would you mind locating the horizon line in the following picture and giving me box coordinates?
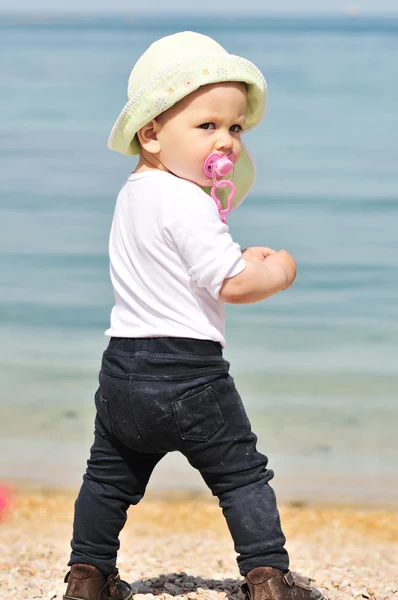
[1,8,398,15]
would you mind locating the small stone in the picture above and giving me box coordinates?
[164,582,184,595]
[367,589,376,597]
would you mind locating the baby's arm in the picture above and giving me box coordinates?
[161,182,295,304]
[219,249,296,304]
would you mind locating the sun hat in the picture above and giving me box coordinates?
[108,31,267,210]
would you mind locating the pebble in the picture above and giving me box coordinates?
[164,582,184,595]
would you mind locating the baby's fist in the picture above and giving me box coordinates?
[265,250,297,289]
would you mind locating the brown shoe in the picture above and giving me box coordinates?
[242,567,325,600]
[63,564,133,600]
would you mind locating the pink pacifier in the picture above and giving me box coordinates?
[203,153,236,224]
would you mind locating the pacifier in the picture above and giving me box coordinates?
[203,153,236,224]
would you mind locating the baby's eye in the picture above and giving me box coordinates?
[199,123,216,130]
[230,124,243,133]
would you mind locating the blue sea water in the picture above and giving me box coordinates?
[1,14,397,505]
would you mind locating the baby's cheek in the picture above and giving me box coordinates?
[234,141,242,158]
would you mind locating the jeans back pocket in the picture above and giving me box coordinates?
[172,386,224,442]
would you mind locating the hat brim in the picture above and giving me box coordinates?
[108,54,266,156]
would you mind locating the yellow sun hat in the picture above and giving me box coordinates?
[108,31,267,209]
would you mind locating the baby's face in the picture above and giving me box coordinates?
[155,82,247,186]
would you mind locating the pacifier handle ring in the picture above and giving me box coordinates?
[211,180,236,223]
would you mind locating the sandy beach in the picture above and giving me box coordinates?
[0,485,397,600]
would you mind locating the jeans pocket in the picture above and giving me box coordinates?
[98,370,143,447]
[172,386,224,442]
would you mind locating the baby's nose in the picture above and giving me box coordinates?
[214,130,233,153]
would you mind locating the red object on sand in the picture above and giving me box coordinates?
[0,485,12,521]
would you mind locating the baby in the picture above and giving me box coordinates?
[63,31,324,600]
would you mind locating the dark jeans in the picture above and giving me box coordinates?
[69,337,289,576]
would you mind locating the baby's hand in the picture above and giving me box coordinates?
[242,246,277,263]
[264,250,297,290]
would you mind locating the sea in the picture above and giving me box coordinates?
[1,13,397,506]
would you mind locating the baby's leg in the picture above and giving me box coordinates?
[178,375,289,576]
[68,414,165,576]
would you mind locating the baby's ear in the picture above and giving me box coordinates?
[137,120,160,154]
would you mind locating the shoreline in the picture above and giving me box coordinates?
[2,450,398,511]
[3,476,398,513]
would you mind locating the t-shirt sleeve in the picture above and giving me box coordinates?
[161,181,246,299]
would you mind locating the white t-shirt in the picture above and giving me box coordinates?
[105,170,246,347]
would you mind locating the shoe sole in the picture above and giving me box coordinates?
[64,593,133,600]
